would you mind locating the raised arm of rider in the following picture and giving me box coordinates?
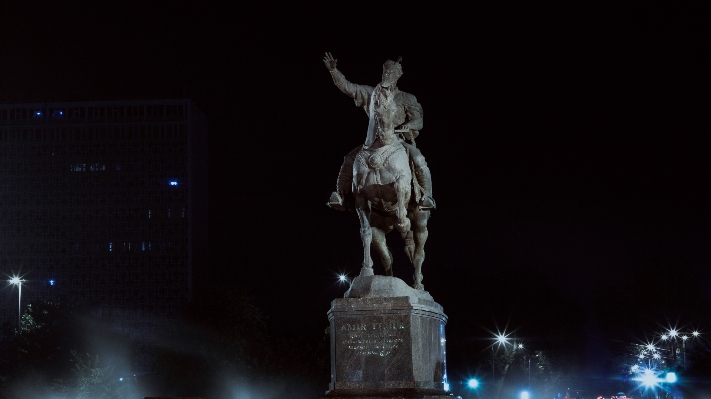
[329,68,374,108]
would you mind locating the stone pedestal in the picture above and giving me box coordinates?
[322,276,455,399]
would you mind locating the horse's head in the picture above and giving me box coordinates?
[371,85,398,146]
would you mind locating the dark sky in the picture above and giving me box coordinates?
[2,1,709,384]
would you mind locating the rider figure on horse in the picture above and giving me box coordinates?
[323,53,436,212]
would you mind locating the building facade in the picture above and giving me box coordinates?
[0,99,207,337]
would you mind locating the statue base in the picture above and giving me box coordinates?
[322,276,456,399]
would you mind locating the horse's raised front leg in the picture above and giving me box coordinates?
[355,195,374,276]
[393,175,411,234]
[371,226,393,276]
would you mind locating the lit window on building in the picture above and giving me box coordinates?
[71,164,86,172]
[109,242,113,252]
[148,210,151,219]
[169,180,178,186]
[89,164,106,171]
[52,110,64,118]
[32,110,43,119]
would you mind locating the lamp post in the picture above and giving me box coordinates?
[660,328,701,369]
[492,333,509,399]
[8,276,25,329]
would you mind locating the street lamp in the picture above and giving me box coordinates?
[8,276,25,329]
[660,327,701,369]
[492,332,510,394]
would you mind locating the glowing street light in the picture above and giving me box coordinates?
[467,378,479,388]
[8,276,25,328]
[665,372,677,383]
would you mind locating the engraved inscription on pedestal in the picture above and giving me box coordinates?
[341,319,406,357]
[335,315,412,383]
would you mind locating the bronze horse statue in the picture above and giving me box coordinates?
[352,83,431,290]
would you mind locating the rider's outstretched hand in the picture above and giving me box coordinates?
[323,52,337,71]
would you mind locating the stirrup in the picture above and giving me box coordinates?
[327,191,346,211]
[418,195,436,210]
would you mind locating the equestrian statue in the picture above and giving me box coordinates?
[324,52,435,290]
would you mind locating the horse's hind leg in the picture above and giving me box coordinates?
[371,226,393,276]
[411,210,429,290]
[355,195,374,276]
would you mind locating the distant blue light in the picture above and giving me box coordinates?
[443,382,450,392]
[169,180,178,186]
[521,391,530,399]
[666,372,677,383]
[49,280,55,286]
[467,379,479,389]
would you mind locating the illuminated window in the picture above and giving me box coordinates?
[109,242,112,252]
[32,110,43,119]
[148,210,151,218]
[169,180,178,186]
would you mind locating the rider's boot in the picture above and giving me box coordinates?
[414,164,436,210]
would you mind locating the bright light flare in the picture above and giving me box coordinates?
[669,329,678,337]
[692,331,700,337]
[467,379,479,388]
[681,335,689,341]
[645,343,656,352]
[518,343,524,349]
[521,391,530,399]
[633,369,661,389]
[9,276,22,285]
[666,372,677,383]
[496,333,509,345]
[661,334,669,340]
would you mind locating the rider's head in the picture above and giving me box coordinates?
[381,58,403,88]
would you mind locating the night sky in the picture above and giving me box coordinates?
[2,1,709,387]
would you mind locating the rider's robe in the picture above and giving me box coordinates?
[329,68,423,143]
